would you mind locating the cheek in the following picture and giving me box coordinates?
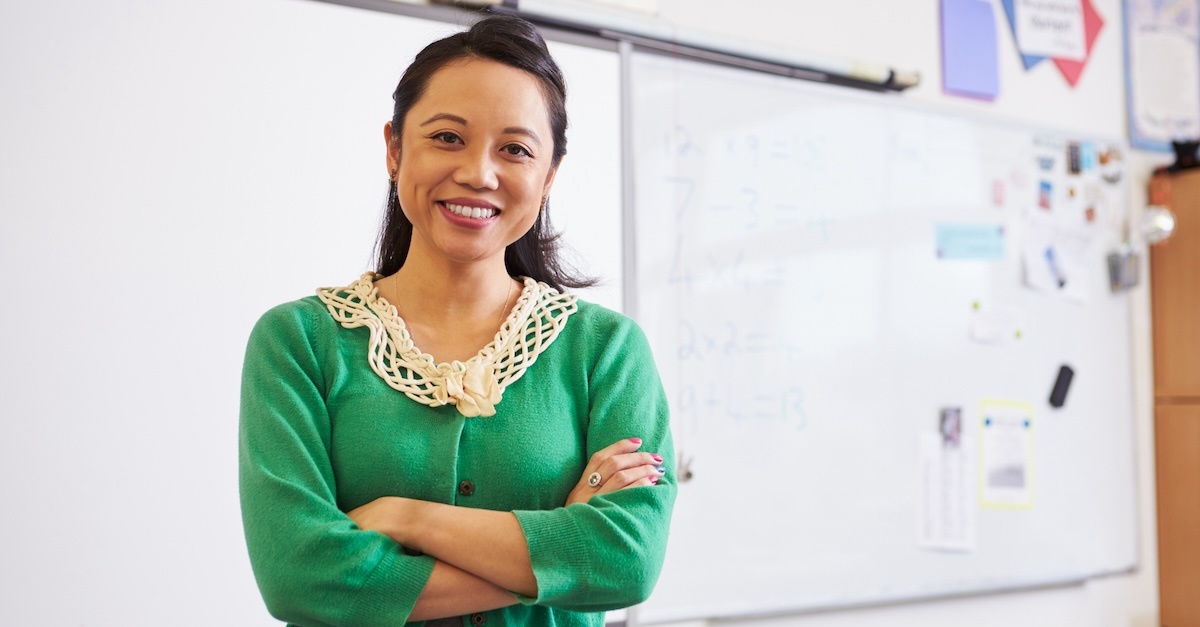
[397,156,444,202]
[514,178,547,223]
[522,166,553,199]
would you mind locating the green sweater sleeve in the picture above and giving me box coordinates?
[238,300,435,626]
[513,309,677,611]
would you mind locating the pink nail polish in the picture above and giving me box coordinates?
[652,454,663,463]
[629,437,642,444]
[650,475,660,484]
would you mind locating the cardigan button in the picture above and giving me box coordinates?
[470,612,486,625]
[458,480,476,497]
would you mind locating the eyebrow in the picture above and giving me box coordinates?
[420,113,468,127]
[419,113,543,147]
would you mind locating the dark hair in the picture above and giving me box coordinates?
[374,14,596,291]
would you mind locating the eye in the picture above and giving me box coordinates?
[502,143,533,158]
[431,131,462,145]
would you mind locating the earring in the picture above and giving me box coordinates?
[389,170,396,184]
[540,196,548,212]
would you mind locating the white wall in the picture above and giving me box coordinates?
[0,0,619,624]
[0,0,1169,625]
[0,2,414,623]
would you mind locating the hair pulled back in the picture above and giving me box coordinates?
[374,14,594,291]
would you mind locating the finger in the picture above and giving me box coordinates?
[595,452,664,482]
[585,437,644,471]
[598,463,667,493]
[580,438,645,486]
[597,467,662,493]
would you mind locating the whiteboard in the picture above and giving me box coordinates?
[627,50,1139,623]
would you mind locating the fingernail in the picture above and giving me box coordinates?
[629,437,642,444]
[655,465,666,474]
[651,454,663,463]
[650,475,660,484]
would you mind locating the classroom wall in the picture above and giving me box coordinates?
[0,1,1168,625]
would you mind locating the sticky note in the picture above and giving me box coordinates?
[936,223,1006,260]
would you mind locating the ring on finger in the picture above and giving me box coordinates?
[587,471,603,488]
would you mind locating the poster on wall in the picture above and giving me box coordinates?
[1124,0,1200,152]
[1000,0,1104,87]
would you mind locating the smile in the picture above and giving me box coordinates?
[443,202,499,220]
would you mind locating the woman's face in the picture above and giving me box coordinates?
[386,57,558,270]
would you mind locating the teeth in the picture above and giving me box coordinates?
[445,202,497,219]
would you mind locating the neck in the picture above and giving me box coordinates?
[382,252,516,324]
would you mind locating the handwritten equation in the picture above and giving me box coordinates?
[672,318,810,433]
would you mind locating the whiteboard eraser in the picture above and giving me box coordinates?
[1049,365,1074,408]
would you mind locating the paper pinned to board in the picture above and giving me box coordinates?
[980,399,1034,509]
[1022,217,1092,302]
[970,301,1025,345]
[919,432,976,552]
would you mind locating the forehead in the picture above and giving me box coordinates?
[409,57,551,132]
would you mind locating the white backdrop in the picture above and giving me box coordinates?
[0,0,620,623]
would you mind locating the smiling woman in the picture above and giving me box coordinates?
[237,14,675,627]
[386,58,554,278]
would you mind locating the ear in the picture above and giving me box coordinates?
[383,121,400,177]
[542,160,561,200]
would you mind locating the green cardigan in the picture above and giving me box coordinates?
[238,292,675,626]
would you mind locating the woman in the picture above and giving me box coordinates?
[238,14,675,626]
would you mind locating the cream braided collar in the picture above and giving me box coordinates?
[316,272,578,418]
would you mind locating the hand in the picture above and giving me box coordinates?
[349,497,538,601]
[348,496,413,544]
[566,437,666,506]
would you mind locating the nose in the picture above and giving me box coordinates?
[453,145,500,191]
